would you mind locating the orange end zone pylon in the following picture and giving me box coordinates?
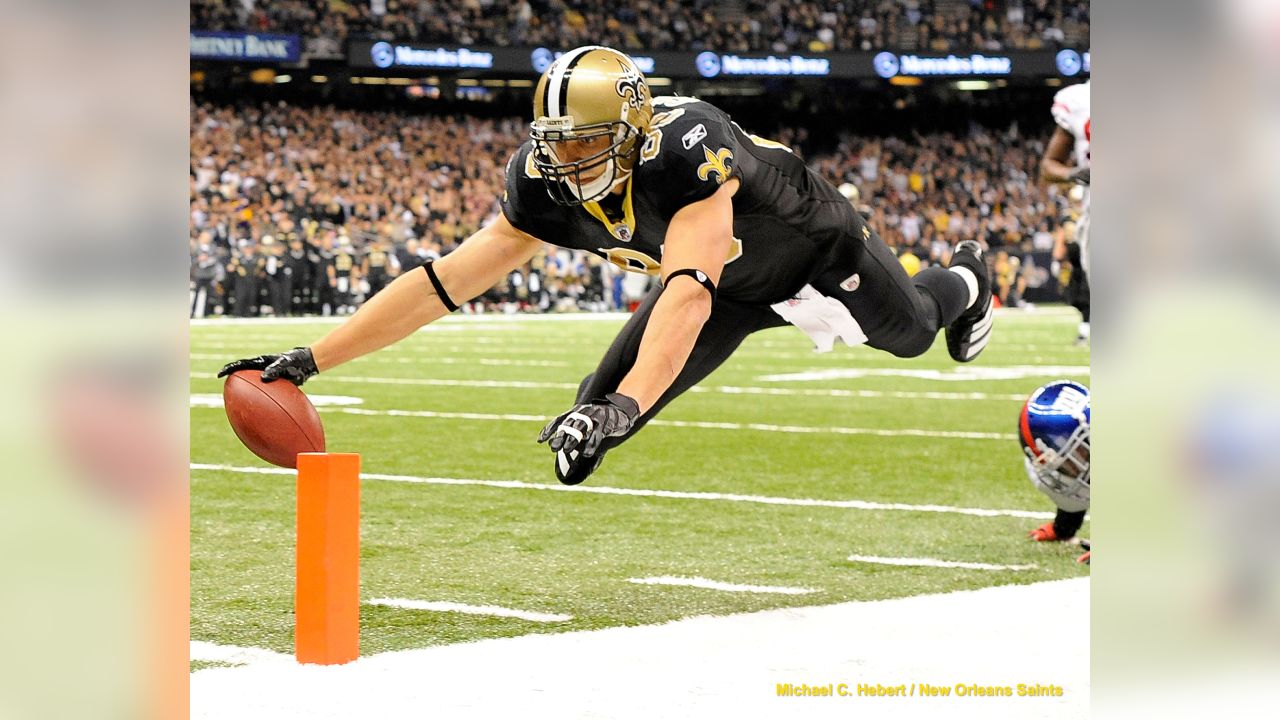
[295,452,361,664]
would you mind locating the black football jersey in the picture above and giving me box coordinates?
[333,250,355,276]
[501,96,858,304]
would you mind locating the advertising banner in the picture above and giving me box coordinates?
[191,31,302,63]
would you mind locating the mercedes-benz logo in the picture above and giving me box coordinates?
[371,42,395,69]
[1056,49,1082,76]
[531,47,554,73]
[873,52,899,79]
[695,51,721,78]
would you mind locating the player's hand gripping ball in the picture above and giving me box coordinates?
[218,349,324,468]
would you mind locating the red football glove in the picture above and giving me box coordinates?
[1028,521,1060,542]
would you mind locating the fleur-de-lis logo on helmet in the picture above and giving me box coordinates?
[614,59,646,111]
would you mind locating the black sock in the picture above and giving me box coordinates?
[913,267,970,328]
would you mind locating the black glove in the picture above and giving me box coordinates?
[1068,166,1090,185]
[537,393,641,456]
[217,346,318,386]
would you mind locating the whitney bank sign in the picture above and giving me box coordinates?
[190,31,301,63]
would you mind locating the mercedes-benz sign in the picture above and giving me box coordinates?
[1055,49,1082,76]
[531,47,555,73]
[873,52,900,79]
[695,51,721,78]
[371,42,395,69]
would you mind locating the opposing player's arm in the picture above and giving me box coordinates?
[304,212,542,371]
[614,178,739,413]
[1040,127,1078,183]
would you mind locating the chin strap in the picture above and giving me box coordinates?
[662,268,717,302]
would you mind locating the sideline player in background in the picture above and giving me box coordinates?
[220,46,994,486]
[1054,216,1090,345]
[1019,380,1091,564]
[1041,80,1091,343]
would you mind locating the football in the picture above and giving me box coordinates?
[222,370,325,468]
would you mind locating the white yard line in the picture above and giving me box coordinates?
[191,641,292,667]
[639,416,1013,440]
[757,366,1090,383]
[191,314,630,326]
[189,371,1025,401]
[190,306,1073,328]
[198,341,1083,363]
[368,598,572,623]
[190,370,578,390]
[245,406,1010,441]
[628,576,818,595]
[189,463,1054,520]
[190,351,568,367]
[190,393,363,408]
[702,385,1025,401]
[191,579,1089,720]
[847,555,1038,571]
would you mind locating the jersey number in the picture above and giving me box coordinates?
[639,108,686,164]
[599,237,743,277]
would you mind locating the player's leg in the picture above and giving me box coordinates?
[811,221,989,360]
[1075,297,1090,346]
[1076,206,1091,277]
[553,286,783,484]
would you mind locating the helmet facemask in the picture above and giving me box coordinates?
[1025,423,1091,503]
[531,116,640,206]
[529,47,652,206]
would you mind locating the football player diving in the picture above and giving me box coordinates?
[219,46,995,486]
[1019,380,1091,564]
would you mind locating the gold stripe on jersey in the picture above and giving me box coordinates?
[582,176,637,242]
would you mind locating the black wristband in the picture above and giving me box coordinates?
[662,268,716,302]
[422,261,459,312]
[604,392,641,422]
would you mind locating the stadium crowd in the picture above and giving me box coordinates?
[190,101,1077,317]
[191,0,1089,54]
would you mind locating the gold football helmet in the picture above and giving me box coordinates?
[531,46,653,206]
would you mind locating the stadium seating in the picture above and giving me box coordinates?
[191,101,1075,316]
[190,0,1089,54]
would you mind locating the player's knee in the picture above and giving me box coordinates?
[884,326,936,359]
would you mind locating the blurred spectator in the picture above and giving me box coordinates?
[261,236,291,316]
[190,240,221,318]
[284,235,312,315]
[331,235,359,315]
[811,126,1076,270]
[360,237,400,299]
[190,0,1088,54]
[227,241,265,317]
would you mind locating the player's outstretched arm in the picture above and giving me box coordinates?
[218,213,543,384]
[538,179,738,458]
[308,214,541,371]
[617,179,739,412]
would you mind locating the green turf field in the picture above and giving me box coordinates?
[190,307,1089,664]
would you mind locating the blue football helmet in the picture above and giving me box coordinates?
[1018,380,1090,511]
